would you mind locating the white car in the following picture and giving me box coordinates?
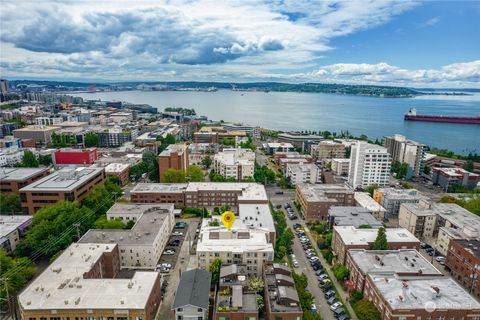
[435,256,446,262]
[290,254,296,260]
[310,256,319,262]
[330,302,343,311]
[293,260,299,268]
[164,249,175,255]
[172,231,183,236]
[158,263,172,268]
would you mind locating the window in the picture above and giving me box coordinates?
[177,308,183,312]
[197,308,203,312]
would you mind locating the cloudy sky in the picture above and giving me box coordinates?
[0,0,479,87]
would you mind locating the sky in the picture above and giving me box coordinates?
[0,0,479,88]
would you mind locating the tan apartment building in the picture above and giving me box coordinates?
[311,140,346,161]
[158,143,189,182]
[295,184,355,221]
[18,243,161,320]
[12,125,60,146]
[19,167,105,214]
[0,167,49,194]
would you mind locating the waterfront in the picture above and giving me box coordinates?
[75,90,480,154]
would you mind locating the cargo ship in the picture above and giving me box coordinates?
[404,108,480,124]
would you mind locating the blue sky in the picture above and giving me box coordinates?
[0,0,479,87]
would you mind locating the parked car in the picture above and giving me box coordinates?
[172,231,183,236]
[312,265,320,271]
[315,270,324,276]
[163,249,175,255]
[321,283,333,292]
[290,254,296,260]
[435,256,446,262]
[338,315,350,320]
[284,203,291,209]
[275,191,284,195]
[334,308,346,318]
[310,304,317,314]
[330,302,343,311]
[293,261,300,268]
[325,290,336,299]
[318,274,329,280]
[158,263,172,269]
[293,223,301,229]
[327,296,338,305]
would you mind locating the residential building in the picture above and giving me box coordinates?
[278,156,313,168]
[237,203,276,244]
[345,249,442,293]
[19,167,105,214]
[79,203,174,269]
[384,134,426,176]
[35,116,63,126]
[223,123,260,139]
[0,136,22,149]
[311,140,346,161]
[172,269,211,320]
[194,131,219,144]
[0,148,25,167]
[348,142,391,189]
[263,142,295,154]
[213,148,255,180]
[13,125,60,145]
[158,143,189,182]
[277,133,323,150]
[446,239,480,298]
[432,167,480,190]
[354,192,386,221]
[364,274,480,320]
[53,148,98,165]
[0,215,32,253]
[373,188,422,217]
[0,167,49,194]
[295,184,355,221]
[130,183,188,207]
[263,262,302,320]
[188,143,218,166]
[331,158,350,176]
[285,162,320,185]
[18,243,161,320]
[327,207,383,229]
[97,126,135,147]
[332,226,420,264]
[105,162,131,185]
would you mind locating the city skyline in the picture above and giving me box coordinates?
[0,0,479,87]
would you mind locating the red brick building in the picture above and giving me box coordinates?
[446,239,480,299]
[53,148,98,165]
[158,144,188,182]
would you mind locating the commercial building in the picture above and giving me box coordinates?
[327,207,383,229]
[373,188,422,217]
[384,134,426,176]
[263,262,302,320]
[332,226,420,264]
[348,142,391,189]
[446,239,480,298]
[158,143,189,182]
[277,133,323,150]
[213,148,255,180]
[0,215,32,253]
[354,192,386,221]
[223,123,260,138]
[172,269,211,320]
[365,274,480,320]
[130,183,188,207]
[285,162,320,185]
[331,158,350,176]
[0,167,49,194]
[13,125,60,145]
[79,203,174,269]
[345,249,442,293]
[432,167,480,190]
[18,243,161,320]
[311,140,346,161]
[263,142,295,154]
[105,162,131,185]
[19,167,105,214]
[295,184,355,221]
[53,148,98,165]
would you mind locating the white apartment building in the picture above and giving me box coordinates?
[0,148,24,167]
[384,134,425,176]
[35,117,63,126]
[0,215,32,253]
[285,162,320,185]
[331,158,350,176]
[79,203,175,269]
[213,148,255,180]
[311,140,345,161]
[348,142,391,188]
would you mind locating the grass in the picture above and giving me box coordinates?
[181,213,198,218]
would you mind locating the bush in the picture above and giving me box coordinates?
[332,264,350,282]
[352,299,381,320]
[321,249,333,264]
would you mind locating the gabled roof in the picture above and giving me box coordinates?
[172,269,211,310]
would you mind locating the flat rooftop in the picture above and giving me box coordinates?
[369,274,480,310]
[355,192,386,213]
[159,143,187,156]
[186,182,268,202]
[453,239,480,259]
[0,167,48,182]
[329,207,383,228]
[434,167,480,178]
[348,249,441,276]
[237,203,275,232]
[131,183,188,193]
[298,184,353,202]
[377,188,421,200]
[13,125,59,132]
[19,167,104,192]
[265,142,294,148]
[18,243,158,310]
[334,226,419,246]
[0,215,32,237]
[105,163,131,173]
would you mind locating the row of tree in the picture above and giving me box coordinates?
[164,165,204,183]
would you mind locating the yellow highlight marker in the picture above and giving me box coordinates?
[221,211,236,231]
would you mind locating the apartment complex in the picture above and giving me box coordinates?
[311,140,345,161]
[332,226,420,264]
[130,183,188,206]
[188,143,218,165]
[384,134,426,176]
[263,142,295,154]
[105,162,131,185]
[354,192,386,221]
[0,215,32,253]
[0,167,49,194]
[432,167,480,190]
[213,148,255,180]
[263,263,302,320]
[172,269,211,320]
[327,207,383,229]
[18,243,161,320]
[295,184,355,221]
[79,203,174,269]
[348,142,391,189]
[13,125,59,145]
[331,158,350,176]
[53,148,98,165]
[373,188,422,217]
[285,162,320,185]
[19,167,105,214]
[277,133,323,150]
[158,143,189,182]
[446,239,480,298]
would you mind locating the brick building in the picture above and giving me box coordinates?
[12,125,59,146]
[0,167,49,194]
[446,239,480,299]
[130,183,188,207]
[158,143,189,182]
[104,162,131,185]
[53,148,98,165]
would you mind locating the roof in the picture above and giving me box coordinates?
[0,215,32,238]
[159,143,188,157]
[105,163,131,173]
[131,183,188,193]
[0,167,48,182]
[19,167,104,192]
[172,269,211,309]
[452,239,480,259]
[18,243,159,310]
[13,125,59,132]
[186,182,268,202]
[328,207,383,228]
[377,188,421,200]
[433,167,479,178]
[214,148,255,166]
[297,184,353,202]
[355,192,386,213]
[334,226,419,246]
[237,203,275,232]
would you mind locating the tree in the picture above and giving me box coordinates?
[332,264,350,281]
[94,216,125,229]
[164,168,186,183]
[254,165,276,184]
[372,226,388,250]
[201,156,212,168]
[186,165,204,182]
[209,258,222,286]
[239,136,256,151]
[84,132,99,147]
[19,150,39,167]
[463,160,475,173]
[130,161,148,181]
[221,137,235,146]
[38,154,52,166]
[353,299,381,320]
[248,276,265,293]
[366,184,379,196]
[0,193,21,215]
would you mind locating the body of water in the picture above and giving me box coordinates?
[75,90,480,154]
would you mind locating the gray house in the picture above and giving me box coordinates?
[172,268,212,320]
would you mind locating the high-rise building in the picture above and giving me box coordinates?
[348,142,391,189]
[384,134,426,176]
[158,143,189,182]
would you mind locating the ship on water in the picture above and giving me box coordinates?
[404,108,480,124]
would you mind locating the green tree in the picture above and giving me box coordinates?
[186,165,204,182]
[366,184,379,196]
[209,258,222,286]
[0,193,21,215]
[463,160,475,173]
[94,216,125,229]
[239,136,256,151]
[125,220,136,229]
[164,168,186,183]
[353,299,381,320]
[201,156,212,168]
[38,154,52,166]
[372,226,388,250]
[84,132,99,147]
[19,150,39,167]
[254,165,276,184]
[248,276,265,293]
[130,161,148,181]
[221,137,235,146]
[332,264,350,281]
[164,133,176,145]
